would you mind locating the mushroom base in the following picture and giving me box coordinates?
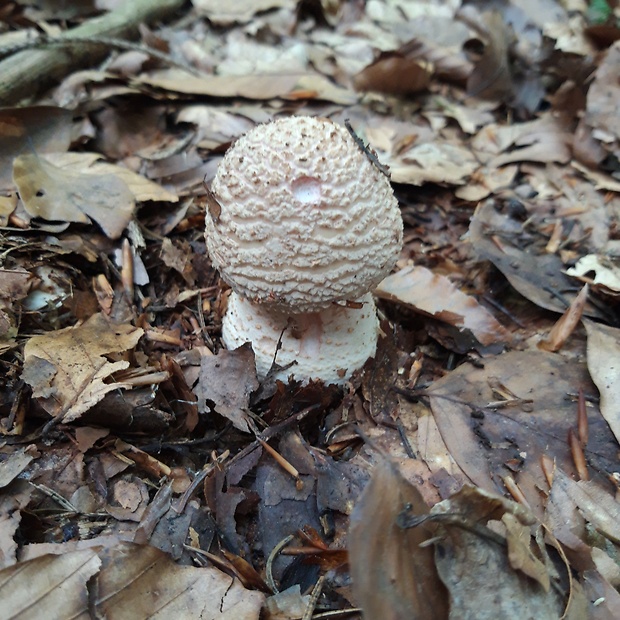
[221,291,379,385]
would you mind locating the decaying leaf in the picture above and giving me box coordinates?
[427,350,618,517]
[195,344,259,432]
[375,265,511,347]
[21,313,143,422]
[0,542,265,618]
[430,486,566,619]
[0,548,101,618]
[583,319,620,446]
[13,154,135,239]
[348,459,449,619]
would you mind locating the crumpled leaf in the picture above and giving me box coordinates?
[567,255,620,294]
[431,486,566,619]
[375,265,511,347]
[13,154,135,239]
[390,142,478,185]
[195,344,259,432]
[584,319,620,446]
[21,313,143,423]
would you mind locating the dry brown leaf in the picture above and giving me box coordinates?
[391,142,478,185]
[0,542,264,618]
[21,313,143,423]
[0,447,36,489]
[432,487,564,619]
[427,350,618,518]
[538,284,589,352]
[348,459,449,619]
[0,106,72,189]
[195,344,259,432]
[353,54,432,95]
[50,152,179,203]
[583,319,620,446]
[585,41,620,152]
[375,265,511,347]
[137,70,357,104]
[550,469,620,545]
[0,548,101,618]
[13,154,135,239]
[503,513,550,591]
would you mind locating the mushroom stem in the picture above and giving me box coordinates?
[222,291,380,385]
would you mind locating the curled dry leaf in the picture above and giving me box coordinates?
[375,265,511,347]
[195,343,259,432]
[13,154,135,239]
[21,313,144,423]
[583,319,620,446]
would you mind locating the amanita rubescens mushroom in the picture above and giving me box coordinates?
[205,116,403,385]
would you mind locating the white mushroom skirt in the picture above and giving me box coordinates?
[221,291,380,386]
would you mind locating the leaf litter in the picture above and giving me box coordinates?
[1,0,620,618]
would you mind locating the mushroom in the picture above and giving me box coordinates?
[205,116,403,384]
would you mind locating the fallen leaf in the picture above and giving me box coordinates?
[353,54,432,95]
[427,350,618,518]
[431,487,565,619]
[583,319,620,446]
[567,255,620,294]
[348,459,449,619]
[391,142,479,185]
[13,153,135,239]
[136,70,357,105]
[0,106,72,189]
[192,0,296,24]
[21,313,143,422]
[375,265,511,347]
[0,548,101,618]
[195,344,259,432]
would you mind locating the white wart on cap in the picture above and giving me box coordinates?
[205,116,403,314]
[222,291,379,385]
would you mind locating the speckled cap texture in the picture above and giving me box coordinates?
[222,291,379,384]
[205,116,403,313]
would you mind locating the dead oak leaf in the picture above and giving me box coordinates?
[22,313,143,423]
[375,265,512,347]
[13,153,134,239]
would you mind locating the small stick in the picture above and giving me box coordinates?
[344,119,391,179]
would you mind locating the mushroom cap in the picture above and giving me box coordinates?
[221,291,379,385]
[206,116,403,313]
